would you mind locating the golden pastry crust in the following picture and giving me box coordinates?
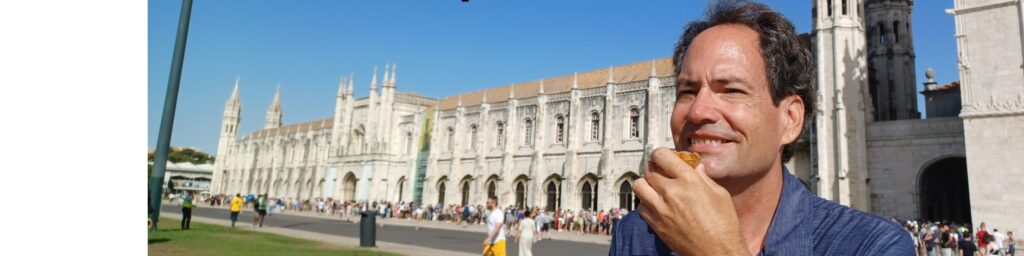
[674,151,701,168]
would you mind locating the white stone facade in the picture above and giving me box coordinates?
[212,65,439,204]
[423,59,675,211]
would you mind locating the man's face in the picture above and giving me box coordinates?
[486,199,495,210]
[671,24,803,180]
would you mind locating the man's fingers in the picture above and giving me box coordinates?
[632,178,664,210]
[649,148,684,179]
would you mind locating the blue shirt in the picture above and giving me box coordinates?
[609,168,914,255]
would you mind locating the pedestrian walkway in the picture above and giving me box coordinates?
[188,201,612,245]
[159,211,477,256]
[159,204,611,256]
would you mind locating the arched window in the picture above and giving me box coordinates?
[893,21,900,43]
[878,22,887,45]
[515,182,526,208]
[841,0,847,15]
[524,119,534,145]
[629,108,640,138]
[487,181,496,199]
[470,124,478,150]
[438,182,446,205]
[461,181,470,205]
[619,180,635,211]
[555,115,565,143]
[496,122,505,147]
[590,112,601,141]
[397,178,405,202]
[447,127,455,151]
[546,181,560,210]
[581,181,594,210]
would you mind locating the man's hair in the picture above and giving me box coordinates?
[672,0,814,162]
[488,195,498,202]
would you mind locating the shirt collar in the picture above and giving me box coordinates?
[759,167,814,255]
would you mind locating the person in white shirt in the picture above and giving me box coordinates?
[994,229,1008,255]
[483,196,507,256]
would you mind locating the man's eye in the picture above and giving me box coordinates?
[724,88,745,94]
[677,89,698,97]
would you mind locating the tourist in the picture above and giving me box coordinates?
[514,208,538,256]
[986,234,1002,256]
[180,191,193,230]
[253,193,267,228]
[1007,231,1016,256]
[960,230,978,256]
[229,193,243,227]
[482,196,506,256]
[994,229,1008,255]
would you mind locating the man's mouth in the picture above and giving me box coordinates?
[687,135,735,153]
[690,138,729,145]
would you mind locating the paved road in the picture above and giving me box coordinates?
[162,205,610,256]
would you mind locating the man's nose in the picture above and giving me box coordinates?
[688,88,722,124]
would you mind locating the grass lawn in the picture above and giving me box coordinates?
[148,217,399,256]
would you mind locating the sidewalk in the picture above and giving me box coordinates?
[186,202,612,245]
[159,211,477,256]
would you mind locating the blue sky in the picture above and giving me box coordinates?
[148,0,959,153]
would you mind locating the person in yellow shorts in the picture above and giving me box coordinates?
[482,195,506,256]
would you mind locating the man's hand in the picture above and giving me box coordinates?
[633,148,751,255]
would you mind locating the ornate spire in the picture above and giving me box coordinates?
[371,65,379,90]
[573,72,578,89]
[347,73,354,96]
[270,85,281,111]
[229,76,241,104]
[337,75,347,97]
[389,63,397,85]
[509,83,516,99]
[482,90,488,103]
[265,85,283,129]
[457,94,463,107]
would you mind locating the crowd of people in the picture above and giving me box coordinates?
[175,192,632,238]
[901,220,1016,256]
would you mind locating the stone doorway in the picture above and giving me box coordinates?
[919,157,971,224]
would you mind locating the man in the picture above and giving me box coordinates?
[253,194,268,228]
[959,229,978,256]
[229,193,243,227]
[609,1,914,255]
[994,229,1007,255]
[180,191,193,230]
[483,196,507,256]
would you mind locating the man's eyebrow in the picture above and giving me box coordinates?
[710,74,745,85]
[677,78,701,87]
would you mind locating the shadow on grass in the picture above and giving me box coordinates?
[148,238,171,244]
[279,220,336,229]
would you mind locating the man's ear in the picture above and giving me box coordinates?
[779,94,804,145]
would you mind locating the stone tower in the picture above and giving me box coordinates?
[811,0,873,210]
[265,85,282,129]
[214,78,242,193]
[865,0,919,120]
